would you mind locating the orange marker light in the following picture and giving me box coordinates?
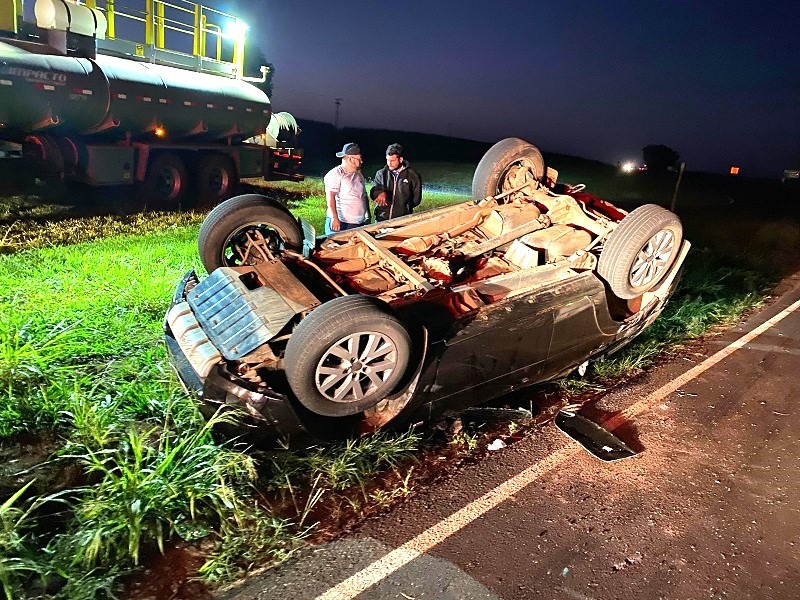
[730,165,740,175]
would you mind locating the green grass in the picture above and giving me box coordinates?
[0,172,795,597]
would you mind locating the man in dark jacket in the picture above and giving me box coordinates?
[370,143,422,222]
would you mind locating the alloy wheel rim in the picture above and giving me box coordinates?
[629,229,675,288]
[315,331,398,403]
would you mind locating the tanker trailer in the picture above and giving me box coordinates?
[0,0,303,209]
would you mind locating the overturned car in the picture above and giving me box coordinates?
[164,138,690,444]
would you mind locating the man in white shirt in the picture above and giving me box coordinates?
[323,143,369,235]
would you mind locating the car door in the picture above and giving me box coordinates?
[428,284,558,412]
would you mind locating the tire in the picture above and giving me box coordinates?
[597,204,683,299]
[195,153,239,208]
[140,153,188,211]
[472,138,545,202]
[197,193,303,273]
[284,295,412,417]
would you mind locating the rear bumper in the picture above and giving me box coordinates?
[267,147,304,182]
[164,270,313,444]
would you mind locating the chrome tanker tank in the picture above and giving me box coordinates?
[0,39,272,142]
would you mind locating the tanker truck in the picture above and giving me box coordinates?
[0,0,303,209]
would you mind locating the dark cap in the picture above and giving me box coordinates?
[335,143,361,157]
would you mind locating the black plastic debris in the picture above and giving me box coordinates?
[555,410,637,462]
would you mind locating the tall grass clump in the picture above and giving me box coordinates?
[0,482,42,600]
[0,212,434,597]
[266,429,422,495]
[57,401,283,570]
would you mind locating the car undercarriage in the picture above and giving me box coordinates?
[164,138,689,445]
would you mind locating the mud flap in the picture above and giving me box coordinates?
[555,410,636,462]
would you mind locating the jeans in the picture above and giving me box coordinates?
[324,218,364,235]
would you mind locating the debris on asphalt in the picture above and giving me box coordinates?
[554,410,636,462]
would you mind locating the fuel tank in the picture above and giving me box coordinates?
[0,40,271,142]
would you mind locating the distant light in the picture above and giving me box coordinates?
[729,165,740,176]
[621,161,636,173]
[154,127,166,138]
[225,19,248,40]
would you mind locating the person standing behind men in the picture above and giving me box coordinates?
[370,143,422,222]
[324,143,369,234]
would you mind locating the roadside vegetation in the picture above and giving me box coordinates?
[1,167,797,598]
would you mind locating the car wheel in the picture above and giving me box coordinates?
[597,204,683,299]
[197,193,303,273]
[195,153,239,208]
[472,137,545,202]
[284,295,412,417]
[140,153,188,211]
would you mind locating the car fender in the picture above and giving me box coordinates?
[362,326,429,431]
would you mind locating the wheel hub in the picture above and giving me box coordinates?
[157,167,180,200]
[501,162,539,197]
[630,230,675,288]
[223,224,284,266]
[315,331,398,403]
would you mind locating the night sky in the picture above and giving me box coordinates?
[231,1,798,177]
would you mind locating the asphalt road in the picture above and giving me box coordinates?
[221,273,800,600]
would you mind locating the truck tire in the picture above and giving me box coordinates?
[195,153,238,208]
[597,204,683,299]
[197,193,303,272]
[140,153,188,211]
[284,295,412,417]
[472,138,545,202]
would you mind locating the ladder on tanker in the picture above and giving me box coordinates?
[2,0,264,81]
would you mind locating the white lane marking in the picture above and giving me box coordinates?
[603,296,800,432]
[316,446,579,600]
[315,297,800,600]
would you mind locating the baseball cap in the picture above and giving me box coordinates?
[336,143,361,157]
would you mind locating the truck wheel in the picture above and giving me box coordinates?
[197,193,303,272]
[141,153,188,211]
[195,153,238,208]
[284,295,412,417]
[472,138,545,202]
[597,204,683,299]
